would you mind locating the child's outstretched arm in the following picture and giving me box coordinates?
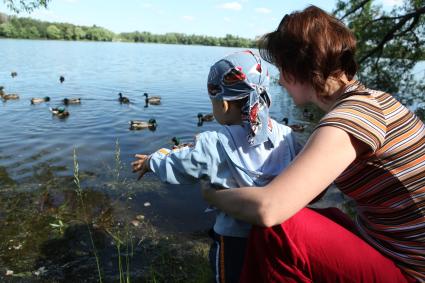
[132,154,152,180]
[132,132,220,185]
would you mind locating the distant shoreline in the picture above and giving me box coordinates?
[0,36,258,49]
[0,12,258,48]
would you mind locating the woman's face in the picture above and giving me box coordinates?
[279,72,315,106]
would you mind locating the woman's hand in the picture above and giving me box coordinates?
[131,154,152,180]
[199,126,363,227]
[200,178,225,201]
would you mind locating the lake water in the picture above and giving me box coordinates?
[0,39,321,231]
[0,39,346,280]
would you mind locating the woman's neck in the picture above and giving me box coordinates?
[314,75,356,112]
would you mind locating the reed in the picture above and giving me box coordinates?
[112,139,133,283]
[73,148,103,283]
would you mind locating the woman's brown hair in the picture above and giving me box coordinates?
[259,5,358,95]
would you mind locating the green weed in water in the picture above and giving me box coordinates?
[73,148,104,283]
[108,139,134,283]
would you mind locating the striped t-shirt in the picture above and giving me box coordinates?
[317,84,425,281]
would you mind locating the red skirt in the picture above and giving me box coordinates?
[239,207,417,283]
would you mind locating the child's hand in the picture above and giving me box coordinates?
[131,154,152,180]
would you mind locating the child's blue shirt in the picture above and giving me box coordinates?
[149,119,299,237]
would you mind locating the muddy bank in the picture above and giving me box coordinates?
[0,152,351,283]
[0,165,213,283]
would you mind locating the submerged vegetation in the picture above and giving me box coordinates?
[0,143,212,282]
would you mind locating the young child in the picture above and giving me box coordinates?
[132,50,300,283]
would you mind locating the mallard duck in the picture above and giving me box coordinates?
[59,76,65,83]
[0,87,6,97]
[171,136,193,149]
[129,119,157,130]
[198,113,214,122]
[118,92,130,103]
[2,93,19,100]
[281,118,305,132]
[11,71,17,78]
[31,97,50,104]
[171,136,180,146]
[144,93,161,105]
[63,98,81,105]
[50,107,70,118]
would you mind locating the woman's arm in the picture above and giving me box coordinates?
[202,126,368,227]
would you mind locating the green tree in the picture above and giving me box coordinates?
[3,0,50,13]
[73,26,85,40]
[64,26,74,40]
[46,24,61,39]
[85,25,113,41]
[164,33,178,44]
[0,21,14,37]
[26,25,40,38]
[334,0,425,102]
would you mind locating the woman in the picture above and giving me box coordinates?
[202,6,424,283]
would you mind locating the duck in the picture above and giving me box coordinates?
[171,136,181,146]
[2,93,19,100]
[303,108,314,120]
[0,86,6,97]
[171,136,193,149]
[11,71,17,78]
[31,97,50,104]
[63,98,81,105]
[129,119,157,130]
[50,107,70,118]
[59,76,65,83]
[281,118,306,132]
[143,93,161,105]
[198,113,214,122]
[118,92,130,104]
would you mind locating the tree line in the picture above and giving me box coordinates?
[0,13,256,47]
[1,0,424,106]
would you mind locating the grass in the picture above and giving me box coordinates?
[0,143,212,282]
[112,139,133,283]
[72,141,212,282]
[73,148,104,283]
[0,141,212,283]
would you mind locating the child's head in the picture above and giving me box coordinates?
[208,50,272,146]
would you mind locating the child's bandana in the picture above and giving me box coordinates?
[208,50,274,146]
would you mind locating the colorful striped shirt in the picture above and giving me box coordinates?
[317,84,425,281]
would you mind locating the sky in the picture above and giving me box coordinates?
[0,0,404,39]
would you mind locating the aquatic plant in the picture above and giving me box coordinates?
[49,218,65,235]
[107,139,134,283]
[73,148,104,283]
[115,139,134,283]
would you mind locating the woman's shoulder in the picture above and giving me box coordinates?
[335,87,386,109]
[317,87,390,153]
[325,86,391,124]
